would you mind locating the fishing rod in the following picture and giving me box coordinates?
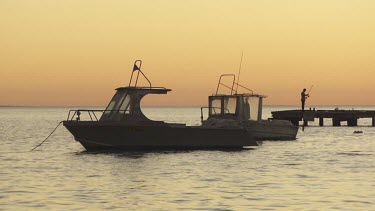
[307,85,314,96]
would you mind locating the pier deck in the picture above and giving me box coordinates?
[271,109,375,126]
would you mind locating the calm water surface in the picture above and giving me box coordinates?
[1,106,375,210]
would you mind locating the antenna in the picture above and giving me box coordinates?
[235,51,243,94]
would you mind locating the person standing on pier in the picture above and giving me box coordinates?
[301,88,309,111]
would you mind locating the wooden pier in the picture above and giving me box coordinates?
[271,109,375,127]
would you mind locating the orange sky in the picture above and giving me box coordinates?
[1,0,375,106]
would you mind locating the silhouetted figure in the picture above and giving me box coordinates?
[244,97,250,119]
[301,88,309,111]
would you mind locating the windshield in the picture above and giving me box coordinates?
[223,97,236,114]
[210,97,222,115]
[101,91,132,121]
[244,96,260,121]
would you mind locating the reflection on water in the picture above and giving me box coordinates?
[0,106,375,210]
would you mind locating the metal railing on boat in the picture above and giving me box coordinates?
[200,107,230,121]
[67,109,119,121]
[216,74,254,95]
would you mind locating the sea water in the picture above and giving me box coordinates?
[0,106,374,210]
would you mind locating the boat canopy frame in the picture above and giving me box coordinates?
[66,60,171,122]
[128,60,152,88]
[215,74,254,95]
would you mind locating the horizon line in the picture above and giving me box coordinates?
[2,105,375,108]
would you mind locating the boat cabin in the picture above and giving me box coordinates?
[100,87,171,122]
[99,60,171,122]
[206,74,266,122]
[208,94,265,121]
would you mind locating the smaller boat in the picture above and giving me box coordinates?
[201,74,298,140]
[63,60,259,150]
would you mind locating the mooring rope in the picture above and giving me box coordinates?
[30,121,63,151]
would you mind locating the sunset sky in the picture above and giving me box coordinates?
[1,0,374,106]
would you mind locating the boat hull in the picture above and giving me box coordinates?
[63,121,259,150]
[202,119,298,140]
[246,120,299,140]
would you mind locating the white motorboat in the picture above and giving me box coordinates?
[201,74,298,140]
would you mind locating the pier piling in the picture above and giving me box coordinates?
[347,118,358,126]
[319,117,324,126]
[332,118,341,127]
